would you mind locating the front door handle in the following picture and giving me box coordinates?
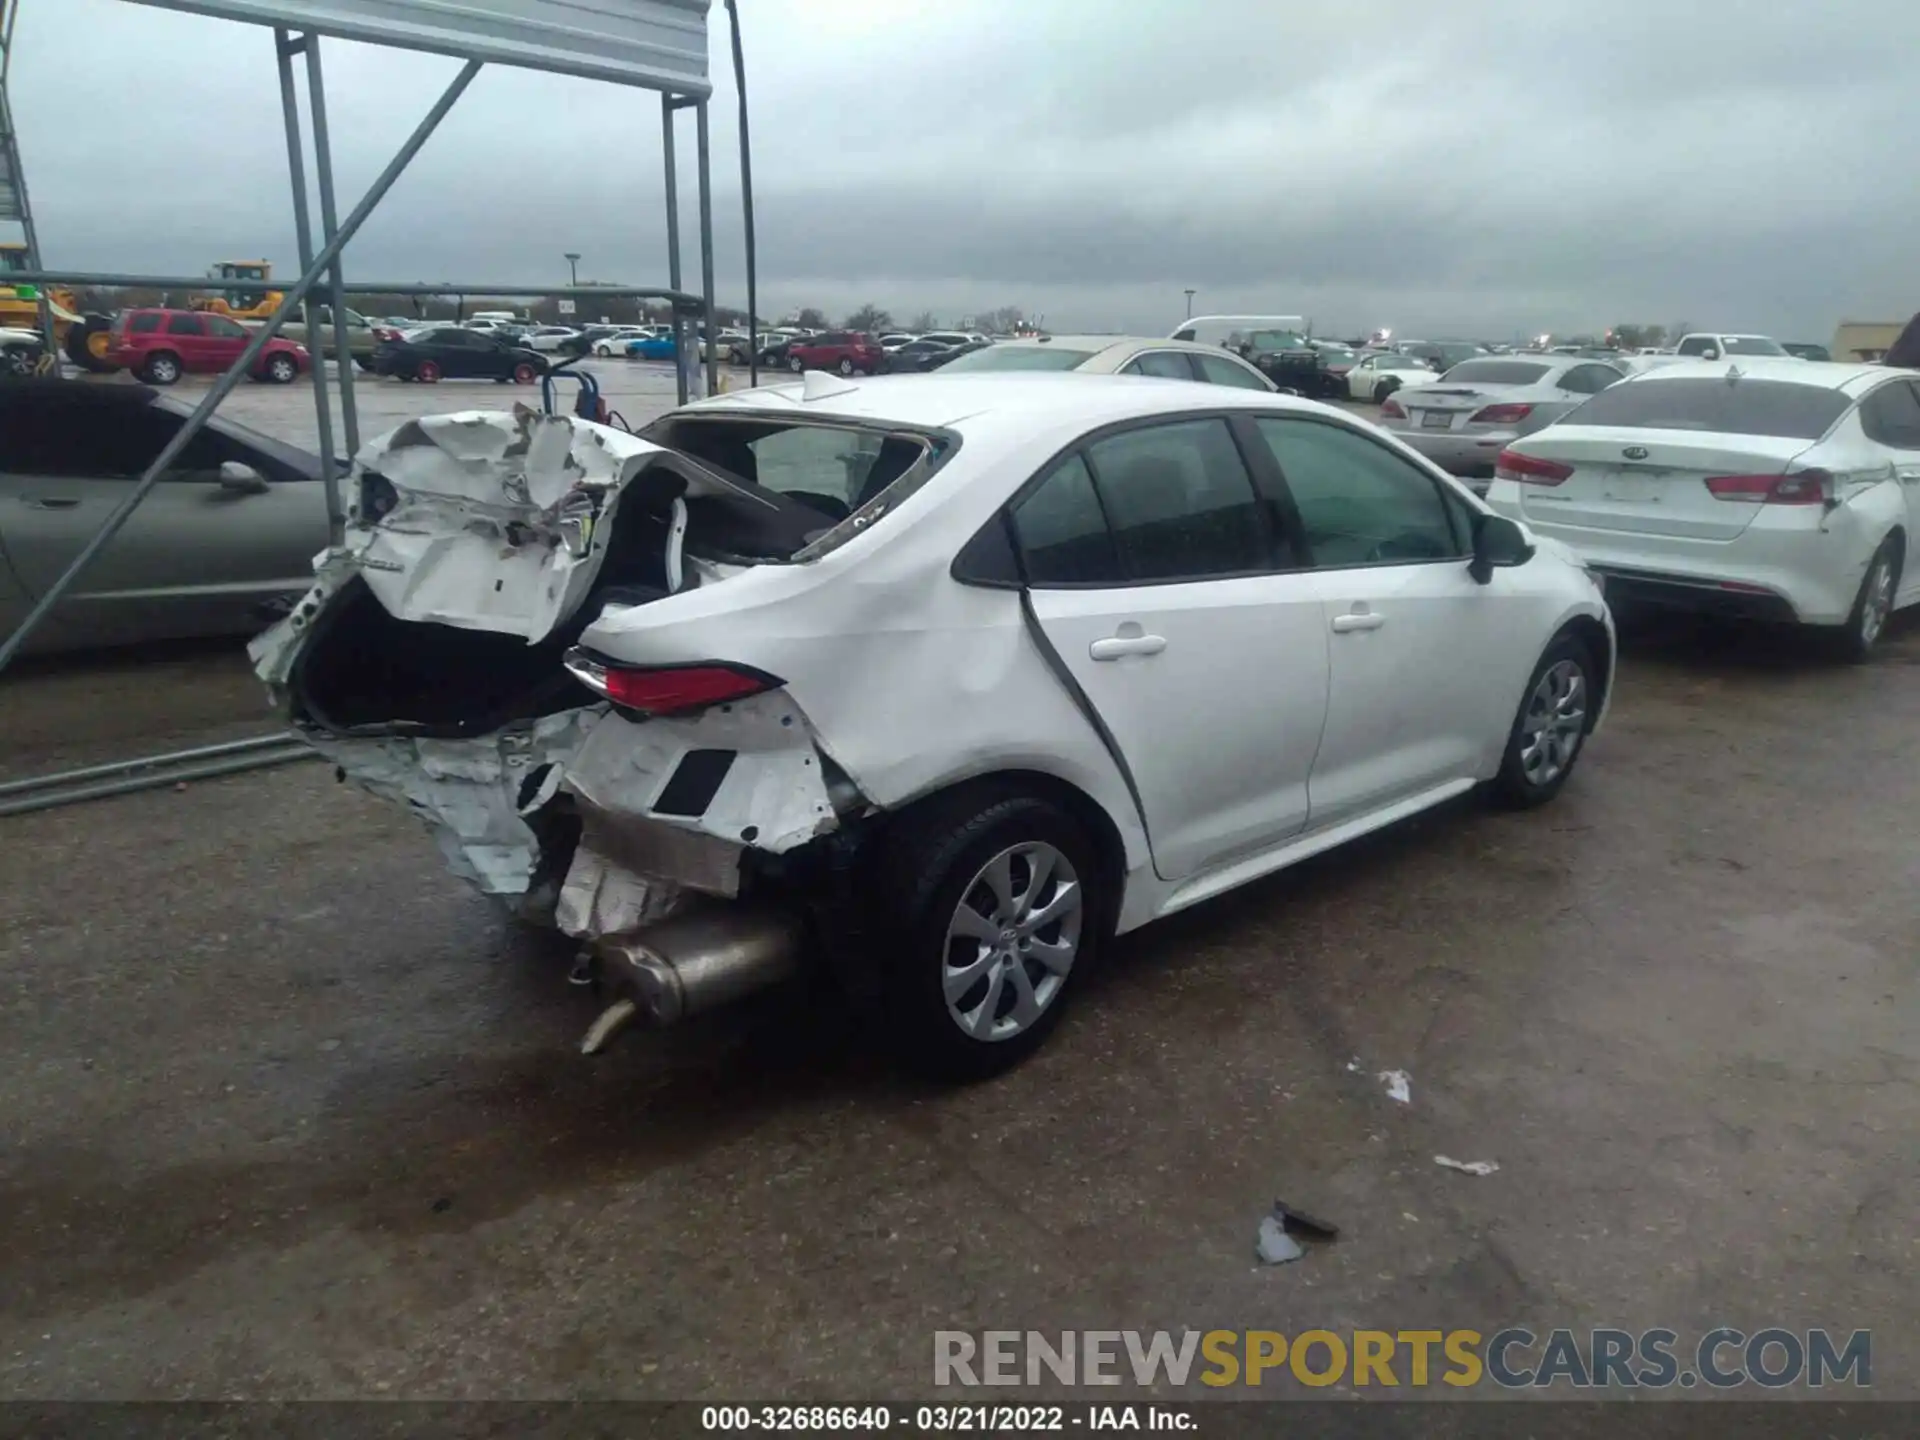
[1331,611,1385,633]
[1089,633,1167,660]
[23,496,81,510]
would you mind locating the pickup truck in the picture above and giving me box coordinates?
[245,304,379,368]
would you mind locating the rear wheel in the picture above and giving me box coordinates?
[1372,378,1401,404]
[65,314,118,373]
[1491,634,1595,808]
[836,357,855,376]
[873,788,1104,1081]
[2,343,38,378]
[513,361,538,384]
[141,351,183,385]
[1828,538,1901,662]
[416,359,442,383]
[263,353,298,384]
[788,355,805,373]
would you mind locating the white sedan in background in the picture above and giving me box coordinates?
[257,374,1612,1078]
[1346,351,1438,403]
[1489,359,1920,658]
[524,326,583,353]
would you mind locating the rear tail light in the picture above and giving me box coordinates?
[568,656,782,717]
[1379,397,1406,419]
[1471,402,1534,425]
[1494,448,1573,486]
[1703,469,1830,505]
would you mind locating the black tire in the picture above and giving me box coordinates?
[65,313,118,373]
[836,357,855,376]
[788,355,805,373]
[355,356,377,373]
[263,353,298,384]
[1827,537,1901,663]
[1372,378,1400,404]
[871,787,1106,1082]
[1491,633,1596,808]
[141,351,183,385]
[2,344,38,378]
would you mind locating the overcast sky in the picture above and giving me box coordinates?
[10,0,1917,339]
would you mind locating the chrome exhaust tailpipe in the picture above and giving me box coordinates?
[580,906,805,1053]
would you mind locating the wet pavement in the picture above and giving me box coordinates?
[0,380,1914,1402]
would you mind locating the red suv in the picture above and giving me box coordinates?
[786,331,883,376]
[107,308,310,387]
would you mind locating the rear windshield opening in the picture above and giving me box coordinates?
[642,414,950,555]
[1441,360,1550,386]
[1570,378,1852,439]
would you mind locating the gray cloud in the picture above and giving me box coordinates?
[8,0,1917,340]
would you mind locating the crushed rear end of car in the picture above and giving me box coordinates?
[251,402,941,1051]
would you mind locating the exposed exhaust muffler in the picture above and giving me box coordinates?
[579,906,805,1054]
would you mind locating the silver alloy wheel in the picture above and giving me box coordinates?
[1859,555,1894,648]
[150,354,179,383]
[942,841,1083,1042]
[1519,658,1587,787]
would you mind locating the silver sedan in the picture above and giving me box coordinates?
[1377,355,1625,491]
[936,335,1275,389]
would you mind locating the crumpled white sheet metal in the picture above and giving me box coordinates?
[308,708,602,896]
[353,408,669,643]
[562,692,837,854]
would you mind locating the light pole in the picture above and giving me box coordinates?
[1184,288,1196,319]
[564,252,581,287]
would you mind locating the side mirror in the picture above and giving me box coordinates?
[219,461,269,494]
[1469,511,1533,584]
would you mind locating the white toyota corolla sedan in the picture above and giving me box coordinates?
[1487,359,1918,659]
[254,373,1613,1078]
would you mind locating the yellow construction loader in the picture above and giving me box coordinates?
[190,260,285,322]
[0,242,115,370]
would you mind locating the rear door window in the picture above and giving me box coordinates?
[1567,378,1851,439]
[1859,380,1920,450]
[165,313,206,336]
[1121,350,1198,380]
[128,313,163,335]
[1082,418,1274,581]
[1194,353,1270,389]
[0,391,227,477]
[1253,417,1464,567]
[203,315,248,340]
[1010,454,1122,585]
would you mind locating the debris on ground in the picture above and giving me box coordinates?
[1256,1197,1340,1264]
[1254,1215,1303,1264]
[1434,1155,1500,1176]
[1272,1199,1340,1240]
[1378,1069,1412,1104]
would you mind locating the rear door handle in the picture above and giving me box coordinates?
[1331,611,1385,633]
[1089,633,1167,660]
[22,496,81,510]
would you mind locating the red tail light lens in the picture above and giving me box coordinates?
[1379,397,1406,419]
[1704,470,1830,505]
[1471,402,1534,425]
[1495,449,1573,486]
[599,662,782,716]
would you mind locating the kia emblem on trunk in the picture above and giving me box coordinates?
[1623,445,1650,460]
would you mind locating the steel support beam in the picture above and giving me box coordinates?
[274,26,342,541]
[304,33,362,471]
[0,56,483,676]
[662,91,686,405]
[695,97,718,397]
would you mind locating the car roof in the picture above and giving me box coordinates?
[1620,357,1891,393]
[971,335,1234,358]
[682,371,1330,432]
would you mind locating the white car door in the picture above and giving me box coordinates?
[1347,357,1374,401]
[1014,415,1332,881]
[1249,415,1536,828]
[1860,376,1920,608]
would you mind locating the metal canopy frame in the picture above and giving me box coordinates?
[0,0,723,806]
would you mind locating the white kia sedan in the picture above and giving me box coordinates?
[255,374,1613,1078]
[1487,359,1918,659]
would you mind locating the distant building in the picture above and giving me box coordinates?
[1830,320,1905,362]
